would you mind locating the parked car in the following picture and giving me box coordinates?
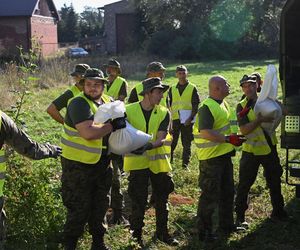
[67,47,89,58]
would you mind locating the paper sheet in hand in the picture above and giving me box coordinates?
[179,110,196,124]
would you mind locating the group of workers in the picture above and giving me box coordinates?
[0,58,287,250]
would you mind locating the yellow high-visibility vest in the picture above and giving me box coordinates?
[193,98,234,160]
[61,93,111,164]
[0,111,6,197]
[105,76,126,100]
[69,85,81,97]
[240,98,277,155]
[124,102,172,173]
[170,83,196,120]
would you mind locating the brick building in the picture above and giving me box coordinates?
[103,0,137,54]
[0,0,60,57]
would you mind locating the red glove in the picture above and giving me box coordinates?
[238,106,250,118]
[225,134,246,146]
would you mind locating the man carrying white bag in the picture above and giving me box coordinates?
[94,100,152,155]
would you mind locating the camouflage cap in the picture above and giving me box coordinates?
[176,65,187,72]
[239,74,256,86]
[83,68,108,83]
[146,61,166,72]
[139,77,169,96]
[104,59,121,69]
[70,64,90,76]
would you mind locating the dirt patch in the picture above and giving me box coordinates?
[169,193,195,206]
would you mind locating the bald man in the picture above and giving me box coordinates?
[194,76,245,242]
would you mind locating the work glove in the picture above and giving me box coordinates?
[131,142,153,155]
[46,143,62,158]
[110,116,126,131]
[237,106,250,118]
[225,134,246,146]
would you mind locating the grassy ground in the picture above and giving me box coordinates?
[2,58,300,249]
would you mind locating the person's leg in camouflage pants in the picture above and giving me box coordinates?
[61,157,112,249]
[110,153,128,225]
[197,156,234,240]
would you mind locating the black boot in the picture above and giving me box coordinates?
[64,236,78,250]
[156,232,179,246]
[112,209,130,227]
[91,235,111,250]
[131,229,144,247]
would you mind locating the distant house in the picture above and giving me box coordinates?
[102,0,138,54]
[0,0,60,57]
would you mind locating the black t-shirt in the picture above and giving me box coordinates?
[139,103,170,134]
[52,89,74,111]
[128,87,138,103]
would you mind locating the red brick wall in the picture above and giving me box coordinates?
[31,16,58,56]
[0,17,29,55]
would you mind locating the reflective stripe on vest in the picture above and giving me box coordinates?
[239,98,276,155]
[69,85,81,97]
[170,83,195,120]
[105,76,126,100]
[193,98,234,160]
[0,112,6,197]
[124,103,172,173]
[61,93,110,164]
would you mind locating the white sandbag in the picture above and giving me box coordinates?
[254,65,282,135]
[254,99,282,135]
[109,121,152,155]
[94,100,126,123]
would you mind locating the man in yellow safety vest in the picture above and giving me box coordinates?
[47,64,90,124]
[124,77,178,247]
[194,76,246,242]
[235,74,287,228]
[60,68,126,250]
[168,65,200,168]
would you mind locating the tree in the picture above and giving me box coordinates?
[79,7,104,38]
[57,4,80,43]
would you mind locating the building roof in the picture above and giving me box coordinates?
[0,0,59,19]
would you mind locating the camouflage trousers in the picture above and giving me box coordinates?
[235,145,284,218]
[171,119,194,167]
[61,156,112,239]
[110,153,124,210]
[197,156,234,233]
[128,169,174,235]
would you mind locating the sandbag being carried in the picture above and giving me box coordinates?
[109,121,152,155]
[94,101,152,155]
[94,100,126,123]
[254,65,282,135]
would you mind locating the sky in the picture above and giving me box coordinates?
[53,0,120,13]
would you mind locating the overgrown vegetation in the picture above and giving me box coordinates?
[1,57,300,249]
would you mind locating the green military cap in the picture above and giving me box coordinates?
[70,64,90,76]
[139,77,169,96]
[83,68,108,83]
[104,59,121,69]
[146,62,166,72]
